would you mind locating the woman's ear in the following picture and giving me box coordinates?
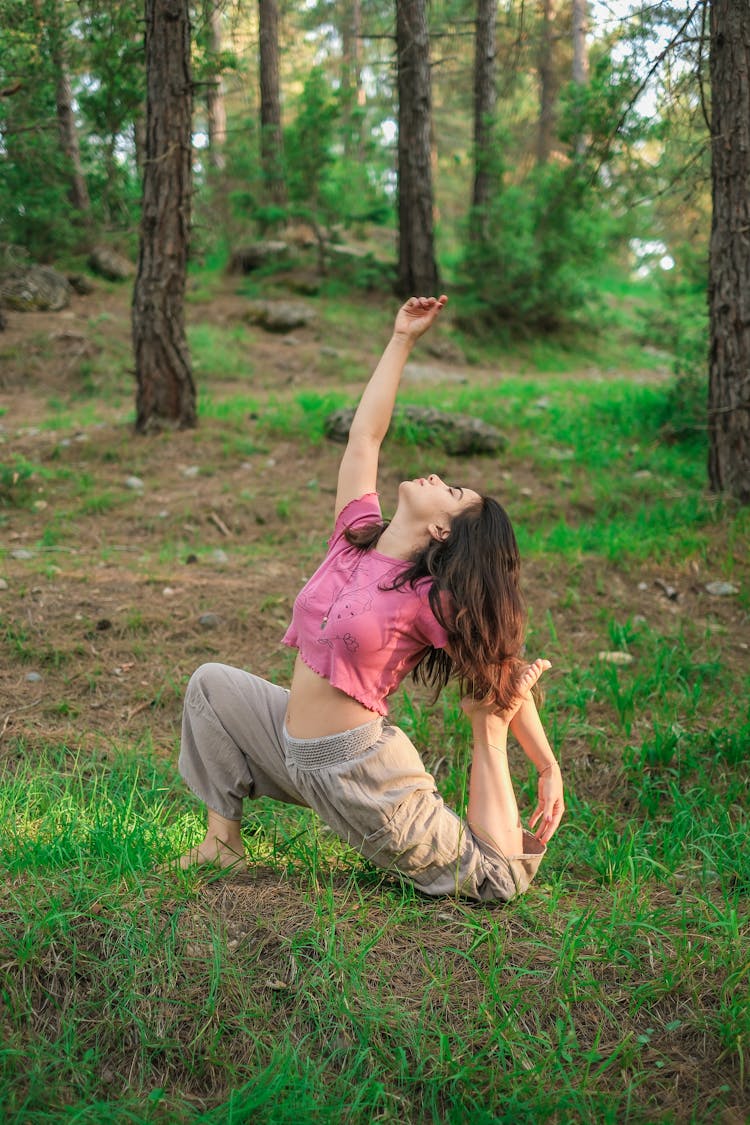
[428,521,451,542]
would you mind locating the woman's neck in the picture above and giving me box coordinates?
[376,515,427,561]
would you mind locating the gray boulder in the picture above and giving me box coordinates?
[228,242,289,274]
[0,266,72,311]
[88,245,135,281]
[325,404,506,455]
[244,299,316,333]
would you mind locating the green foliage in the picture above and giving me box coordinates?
[460,160,617,333]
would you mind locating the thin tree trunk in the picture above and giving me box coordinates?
[342,0,364,157]
[132,0,196,433]
[708,0,750,501]
[536,0,556,166]
[48,1,90,215]
[571,0,589,156]
[205,0,227,171]
[471,0,497,234]
[396,0,439,295]
[258,0,286,206]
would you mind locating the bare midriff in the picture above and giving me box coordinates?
[285,655,380,738]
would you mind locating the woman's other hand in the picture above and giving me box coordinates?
[529,762,564,844]
[393,295,448,343]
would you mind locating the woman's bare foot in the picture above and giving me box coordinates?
[462,658,551,724]
[176,835,246,871]
[502,658,550,722]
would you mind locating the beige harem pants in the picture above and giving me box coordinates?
[178,662,545,903]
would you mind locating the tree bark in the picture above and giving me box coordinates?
[132,0,196,433]
[708,0,750,501]
[571,0,589,156]
[205,0,227,171]
[48,1,91,215]
[471,0,497,231]
[258,0,287,206]
[572,0,589,86]
[341,0,364,157]
[536,0,557,166]
[396,0,439,296]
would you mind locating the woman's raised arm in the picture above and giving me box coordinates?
[334,295,448,520]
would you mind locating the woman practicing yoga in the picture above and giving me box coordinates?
[177,295,564,901]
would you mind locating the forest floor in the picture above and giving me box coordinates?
[0,274,748,1124]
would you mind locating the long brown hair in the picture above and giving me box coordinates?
[345,496,527,711]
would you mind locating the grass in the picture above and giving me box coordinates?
[1,279,748,1123]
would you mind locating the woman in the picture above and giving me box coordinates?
[178,295,564,901]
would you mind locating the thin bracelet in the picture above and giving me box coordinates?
[538,761,559,775]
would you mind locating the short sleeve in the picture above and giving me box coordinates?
[329,493,383,547]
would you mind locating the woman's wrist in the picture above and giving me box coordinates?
[537,759,560,775]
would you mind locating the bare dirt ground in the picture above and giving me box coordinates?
[0,282,747,773]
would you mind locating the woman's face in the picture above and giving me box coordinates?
[397,474,481,534]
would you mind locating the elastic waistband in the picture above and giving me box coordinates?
[283,717,384,771]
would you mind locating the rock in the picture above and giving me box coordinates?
[320,346,340,359]
[325,404,507,456]
[124,476,144,490]
[655,578,678,601]
[181,465,200,478]
[227,242,289,274]
[0,578,8,590]
[705,581,739,597]
[422,337,465,364]
[597,651,634,665]
[25,671,43,683]
[198,613,222,629]
[68,273,95,295]
[11,549,34,560]
[0,266,72,311]
[211,549,229,564]
[244,300,316,333]
[88,245,135,281]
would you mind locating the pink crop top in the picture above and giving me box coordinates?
[282,493,448,715]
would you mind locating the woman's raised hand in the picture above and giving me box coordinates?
[393,295,448,342]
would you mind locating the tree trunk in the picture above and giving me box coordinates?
[341,0,364,157]
[48,2,91,215]
[205,0,227,171]
[572,0,589,86]
[471,0,497,233]
[708,0,750,501]
[396,0,439,296]
[132,0,196,433]
[536,0,557,166]
[258,0,287,206]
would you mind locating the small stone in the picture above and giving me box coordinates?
[59,438,72,448]
[33,500,47,511]
[11,549,33,560]
[26,671,43,683]
[632,470,652,480]
[705,581,739,597]
[282,335,300,346]
[181,465,200,478]
[125,476,144,490]
[638,582,648,591]
[162,587,177,598]
[198,613,222,629]
[0,578,7,590]
[211,549,229,565]
[320,346,340,358]
[632,615,648,626]
[158,510,169,519]
[597,651,634,666]
[520,487,533,497]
